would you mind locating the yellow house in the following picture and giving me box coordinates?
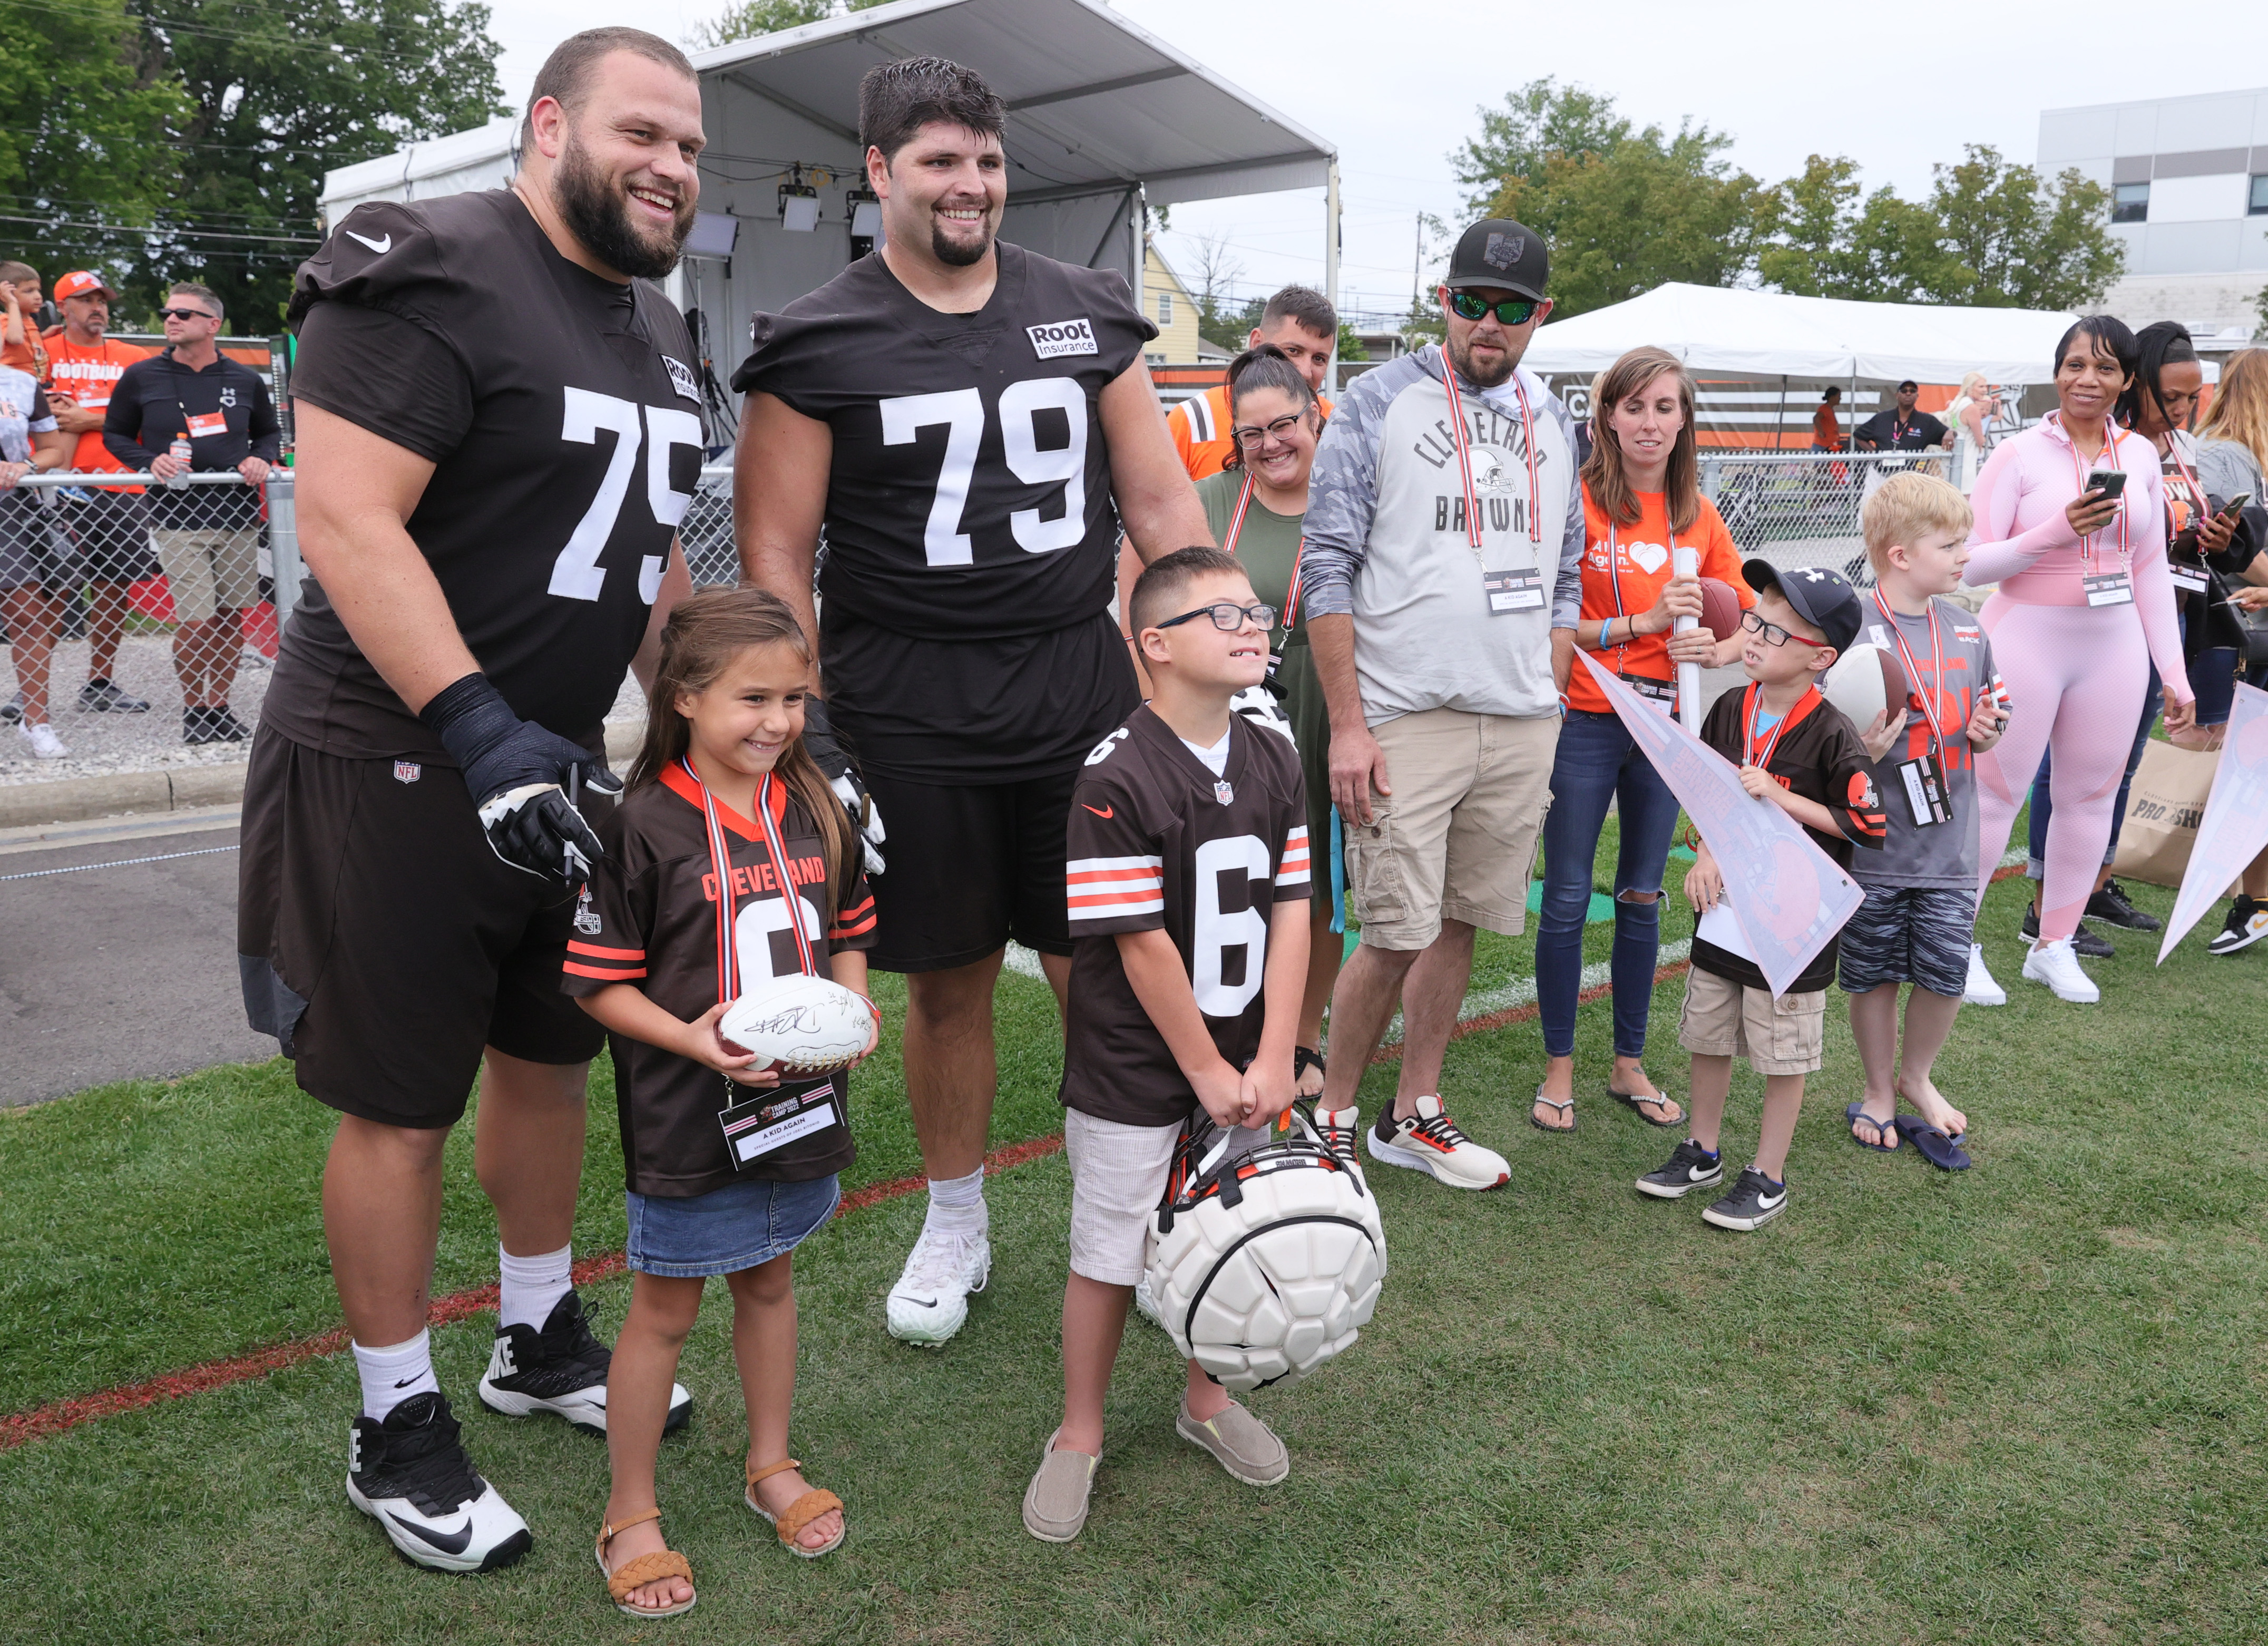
[1141,241,1205,365]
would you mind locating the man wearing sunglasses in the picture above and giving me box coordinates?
[103,282,280,744]
[1297,217,1582,1193]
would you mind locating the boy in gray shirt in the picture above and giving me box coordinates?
[1839,474,2007,1167]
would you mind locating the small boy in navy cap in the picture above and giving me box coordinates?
[1636,561,1885,1231]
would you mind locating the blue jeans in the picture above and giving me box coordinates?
[1537,710,1682,1060]
[2028,665,2159,878]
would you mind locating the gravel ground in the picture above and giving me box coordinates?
[0,633,647,787]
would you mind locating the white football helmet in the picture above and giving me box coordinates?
[1143,1106,1387,1391]
[1228,684,1295,744]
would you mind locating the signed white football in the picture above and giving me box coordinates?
[719,976,875,1074]
[1822,641,1909,736]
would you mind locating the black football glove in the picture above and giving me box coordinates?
[419,673,621,890]
[800,695,887,877]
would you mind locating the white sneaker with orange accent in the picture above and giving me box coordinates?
[1364,1094,1509,1190]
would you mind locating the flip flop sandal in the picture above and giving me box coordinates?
[1293,1046,1327,1088]
[1892,1114,1972,1172]
[596,1507,696,1619]
[1609,1085,1685,1127]
[1845,1100,1901,1152]
[1529,1087,1575,1133]
[746,1456,845,1558]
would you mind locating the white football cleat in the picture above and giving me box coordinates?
[1962,942,2006,1007]
[885,1226,991,1347]
[1365,1094,1509,1190]
[2021,937,2099,1004]
[346,1392,532,1573]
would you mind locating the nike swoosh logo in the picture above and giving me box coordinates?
[345,230,392,254]
[387,1512,473,1555]
[905,1296,937,1308]
[1081,803,1113,818]
[1757,1192,1786,1209]
[393,1376,422,1388]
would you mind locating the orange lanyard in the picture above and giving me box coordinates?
[1742,684,1815,770]
[678,762,817,1002]
[2062,415,2131,576]
[1440,356,1542,549]
[1221,471,1255,557]
[1603,518,1677,674]
[1871,591,1942,752]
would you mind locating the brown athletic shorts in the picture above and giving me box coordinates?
[236,727,610,1128]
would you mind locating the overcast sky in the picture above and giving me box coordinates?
[477,0,2265,323]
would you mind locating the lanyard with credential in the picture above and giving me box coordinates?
[680,759,819,1007]
[1870,590,1943,755]
[1440,359,1542,551]
[1604,519,1679,675]
[1742,683,1815,771]
[2063,418,2132,577]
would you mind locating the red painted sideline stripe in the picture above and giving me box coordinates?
[0,1134,1067,1454]
[1367,863,2023,1067]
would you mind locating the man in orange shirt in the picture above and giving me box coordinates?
[41,271,154,713]
[1166,285,1337,480]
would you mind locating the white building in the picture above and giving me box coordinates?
[2037,88,2268,344]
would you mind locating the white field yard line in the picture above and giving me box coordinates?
[1006,848,2028,1044]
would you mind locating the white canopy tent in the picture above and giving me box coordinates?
[319,0,1338,430]
[1520,283,2080,386]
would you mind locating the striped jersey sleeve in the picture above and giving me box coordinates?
[1275,823,1312,893]
[1065,774,1166,935]
[561,836,649,990]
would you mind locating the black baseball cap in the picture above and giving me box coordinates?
[1741,559,1861,656]
[1443,219,1548,300]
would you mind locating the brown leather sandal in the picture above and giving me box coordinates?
[595,1507,696,1619]
[745,1456,846,1558]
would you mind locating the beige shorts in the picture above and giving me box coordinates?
[1343,707,1556,950]
[1063,1106,1181,1286]
[1676,967,1826,1076]
[152,527,260,621]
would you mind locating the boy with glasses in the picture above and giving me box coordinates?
[1639,562,1884,1230]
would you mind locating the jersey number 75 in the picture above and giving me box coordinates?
[551,388,704,605]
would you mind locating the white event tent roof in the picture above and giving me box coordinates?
[1520,282,2080,386]
[320,0,1339,360]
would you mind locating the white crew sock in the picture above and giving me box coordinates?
[354,1330,439,1423]
[497,1241,573,1331]
[922,1167,988,1238]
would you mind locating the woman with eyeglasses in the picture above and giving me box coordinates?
[1532,346,1753,1133]
[1961,315,2194,1007]
[1123,343,1344,1115]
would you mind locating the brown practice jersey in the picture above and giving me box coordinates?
[1060,706,1311,1127]
[562,765,877,1196]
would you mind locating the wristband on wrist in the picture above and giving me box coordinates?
[416,670,502,735]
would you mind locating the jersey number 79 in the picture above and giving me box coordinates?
[879,381,1088,567]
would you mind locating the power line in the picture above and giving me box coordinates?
[0,213,321,246]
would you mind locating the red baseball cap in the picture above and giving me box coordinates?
[54,271,118,301]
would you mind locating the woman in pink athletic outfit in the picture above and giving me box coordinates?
[1962,316,2195,1006]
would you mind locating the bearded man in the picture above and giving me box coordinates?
[238,28,707,1572]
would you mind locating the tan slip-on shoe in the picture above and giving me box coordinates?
[1175,1398,1289,1485]
[1022,1428,1100,1542]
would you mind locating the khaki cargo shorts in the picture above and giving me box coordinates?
[1676,967,1826,1076]
[152,526,260,621]
[1342,707,1556,950]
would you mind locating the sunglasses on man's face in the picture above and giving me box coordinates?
[1156,601,1276,634]
[159,307,216,323]
[1449,292,1539,326]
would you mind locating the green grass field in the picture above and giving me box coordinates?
[6,846,2267,1644]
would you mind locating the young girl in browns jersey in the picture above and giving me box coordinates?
[563,588,878,1618]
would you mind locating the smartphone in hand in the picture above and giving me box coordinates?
[2090,470,2128,500]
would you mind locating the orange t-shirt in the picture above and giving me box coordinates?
[1812,404,1840,450]
[42,334,151,474]
[1566,484,1753,716]
[1168,382,1334,482]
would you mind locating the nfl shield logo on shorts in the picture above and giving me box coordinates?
[393,760,421,784]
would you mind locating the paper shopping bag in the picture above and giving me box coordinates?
[2110,738,2235,893]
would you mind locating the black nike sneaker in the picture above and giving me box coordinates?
[2087,879,2160,932]
[477,1289,690,1437]
[76,678,150,714]
[1702,1167,1790,1232]
[2208,895,2268,956]
[346,1391,531,1573]
[1636,1138,1725,1200]
[2020,904,2113,958]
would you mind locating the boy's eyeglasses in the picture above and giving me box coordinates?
[1156,601,1277,634]
[1740,609,1830,649]
[1233,412,1307,449]
[158,306,217,322]
[1449,292,1540,326]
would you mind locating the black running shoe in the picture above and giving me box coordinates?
[2208,896,2268,957]
[2087,879,2160,931]
[206,706,249,741]
[2020,904,2113,957]
[346,1391,532,1573]
[1,690,21,726]
[477,1289,690,1437]
[1701,1167,1790,1232]
[182,707,216,745]
[77,677,150,714]
[1636,1138,1725,1200]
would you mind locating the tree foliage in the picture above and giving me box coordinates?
[690,0,886,50]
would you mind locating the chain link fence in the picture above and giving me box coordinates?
[1,471,295,780]
[683,465,739,588]
[1699,448,1966,588]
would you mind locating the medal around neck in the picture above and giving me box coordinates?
[718,975,874,1075]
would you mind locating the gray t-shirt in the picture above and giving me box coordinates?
[1852,599,2002,890]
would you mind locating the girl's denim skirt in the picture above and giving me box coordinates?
[626,1172,841,1278]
